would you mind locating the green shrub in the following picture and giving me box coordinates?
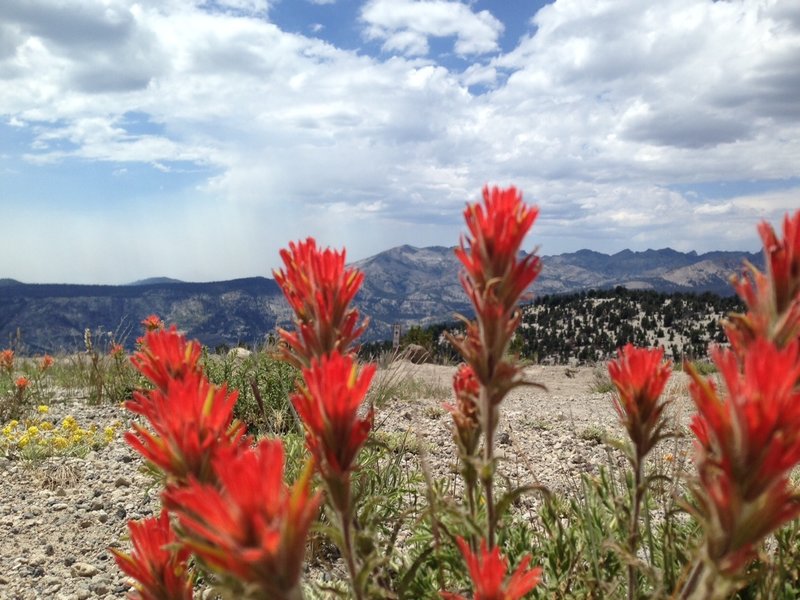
[202,346,300,436]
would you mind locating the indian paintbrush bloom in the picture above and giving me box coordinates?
[445,363,483,523]
[0,349,13,373]
[608,344,673,459]
[131,327,203,393]
[15,376,29,391]
[441,537,541,600]
[273,238,367,367]
[276,238,375,600]
[607,343,672,600]
[110,343,125,359]
[291,350,375,508]
[455,186,541,315]
[726,210,800,356]
[445,363,482,458]
[40,354,54,371]
[162,439,322,600]
[450,185,542,405]
[687,339,800,581]
[448,185,542,547]
[142,314,165,332]
[758,211,800,313]
[125,372,246,484]
[111,510,194,600]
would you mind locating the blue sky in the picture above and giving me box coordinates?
[1,0,799,284]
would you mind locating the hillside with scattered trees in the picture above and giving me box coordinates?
[365,287,745,365]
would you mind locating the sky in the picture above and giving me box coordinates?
[1,0,799,284]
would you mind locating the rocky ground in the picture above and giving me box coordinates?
[0,364,701,599]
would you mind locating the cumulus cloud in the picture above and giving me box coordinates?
[360,0,503,56]
[0,0,798,282]
[200,0,271,15]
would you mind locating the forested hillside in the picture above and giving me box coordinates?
[377,287,745,365]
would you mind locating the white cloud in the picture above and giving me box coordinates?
[360,0,503,56]
[200,0,271,15]
[0,0,798,283]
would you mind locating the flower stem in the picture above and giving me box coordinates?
[481,387,497,548]
[627,451,644,600]
[338,505,364,600]
[678,557,735,600]
[464,466,478,536]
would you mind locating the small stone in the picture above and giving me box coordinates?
[92,579,111,595]
[114,476,131,488]
[70,562,99,578]
[29,564,45,577]
[52,503,69,511]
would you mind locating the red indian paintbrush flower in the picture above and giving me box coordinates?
[125,372,245,484]
[111,510,193,600]
[455,186,541,316]
[163,439,322,600]
[15,376,29,391]
[142,314,165,332]
[448,185,543,549]
[131,327,203,393]
[450,186,541,393]
[687,338,800,576]
[40,354,54,371]
[273,238,367,367]
[608,344,672,458]
[291,351,375,494]
[757,211,800,316]
[441,537,541,600]
[444,363,482,457]
[0,349,13,373]
[726,210,800,355]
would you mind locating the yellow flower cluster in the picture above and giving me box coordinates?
[0,410,124,459]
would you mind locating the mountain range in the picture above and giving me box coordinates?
[0,245,761,354]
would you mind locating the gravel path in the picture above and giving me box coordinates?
[0,365,700,599]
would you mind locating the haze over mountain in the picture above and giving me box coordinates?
[0,245,761,354]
